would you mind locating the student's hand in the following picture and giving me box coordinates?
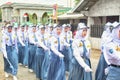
[59,54,64,58]
[4,53,7,59]
[105,67,109,75]
[84,66,92,72]
[22,44,25,46]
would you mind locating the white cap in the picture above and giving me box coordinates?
[48,23,52,27]
[112,21,120,28]
[39,25,44,29]
[53,23,57,28]
[6,24,11,28]
[77,23,88,30]
[14,26,18,28]
[105,22,112,27]
[62,24,67,28]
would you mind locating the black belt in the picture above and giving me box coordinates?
[6,44,15,47]
[29,43,34,45]
[38,47,42,48]
[110,64,120,68]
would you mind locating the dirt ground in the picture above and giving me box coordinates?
[0,49,101,80]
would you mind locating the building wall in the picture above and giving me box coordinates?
[2,8,46,23]
[89,0,120,17]
[2,7,13,21]
[87,0,120,49]
[19,9,48,23]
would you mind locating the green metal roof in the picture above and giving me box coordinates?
[47,8,71,16]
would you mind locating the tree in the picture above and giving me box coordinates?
[74,0,80,5]
[0,8,2,22]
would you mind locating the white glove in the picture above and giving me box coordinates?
[84,66,92,72]
[59,54,64,58]
[34,42,37,45]
[67,44,70,47]
[35,42,39,45]
[105,67,109,75]
[44,47,49,51]
[22,44,25,46]
[4,53,7,58]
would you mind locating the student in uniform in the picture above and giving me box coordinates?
[95,22,112,80]
[47,25,70,80]
[62,24,72,72]
[17,25,26,65]
[28,25,38,72]
[2,25,18,80]
[35,25,49,80]
[13,23,19,52]
[1,25,7,36]
[23,25,29,67]
[66,24,74,72]
[104,21,120,80]
[48,24,54,35]
[68,23,92,80]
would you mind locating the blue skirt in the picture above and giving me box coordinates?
[62,46,72,71]
[95,53,107,80]
[18,43,25,64]
[47,51,66,80]
[69,57,92,80]
[23,42,29,66]
[107,66,120,80]
[41,51,50,80]
[69,45,74,73]
[35,47,45,79]
[28,44,37,70]
[4,46,18,76]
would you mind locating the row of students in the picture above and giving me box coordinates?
[1,22,93,80]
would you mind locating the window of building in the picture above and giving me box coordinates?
[90,24,104,38]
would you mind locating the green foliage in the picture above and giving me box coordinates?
[29,14,33,23]
[74,0,80,5]
[41,13,48,25]
[0,8,2,22]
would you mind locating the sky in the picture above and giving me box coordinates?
[0,0,74,7]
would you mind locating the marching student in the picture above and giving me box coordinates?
[48,24,54,35]
[28,25,38,72]
[62,24,72,72]
[66,24,74,73]
[104,22,120,80]
[47,25,70,80]
[95,22,112,80]
[35,25,49,80]
[23,25,29,67]
[13,23,19,52]
[2,25,18,80]
[17,25,26,65]
[69,23,92,80]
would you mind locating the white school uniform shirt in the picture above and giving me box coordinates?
[72,38,91,68]
[13,30,19,41]
[72,39,91,59]
[49,34,69,57]
[1,31,18,58]
[62,31,73,44]
[29,32,37,44]
[25,30,29,42]
[50,34,70,51]
[18,31,26,46]
[36,32,49,49]
[104,40,120,66]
